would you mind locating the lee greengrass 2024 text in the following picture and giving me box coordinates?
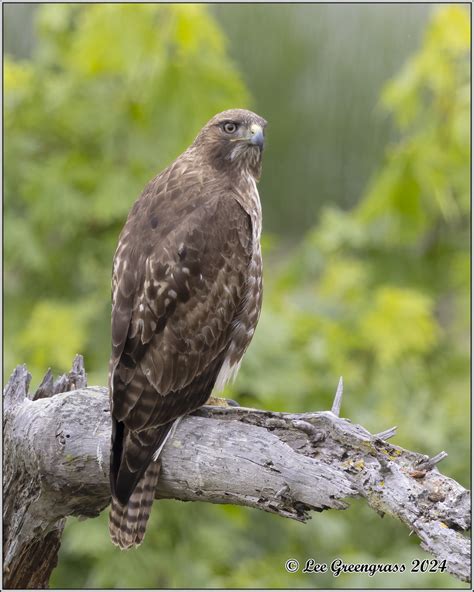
[285,557,448,577]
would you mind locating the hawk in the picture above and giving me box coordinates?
[109,109,267,549]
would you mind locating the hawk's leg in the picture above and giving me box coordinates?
[205,396,240,407]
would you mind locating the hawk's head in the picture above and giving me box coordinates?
[192,109,267,179]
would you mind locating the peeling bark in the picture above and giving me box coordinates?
[3,359,471,587]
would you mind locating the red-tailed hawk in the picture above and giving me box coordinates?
[109,109,267,549]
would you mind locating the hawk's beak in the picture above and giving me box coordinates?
[249,124,264,149]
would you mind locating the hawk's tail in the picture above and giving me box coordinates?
[109,460,161,550]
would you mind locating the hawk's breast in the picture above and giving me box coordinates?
[213,174,263,392]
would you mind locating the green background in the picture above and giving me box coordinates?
[4,3,470,588]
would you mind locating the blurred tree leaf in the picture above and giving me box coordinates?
[358,286,439,365]
[18,301,88,371]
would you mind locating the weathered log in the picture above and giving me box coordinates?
[3,358,470,587]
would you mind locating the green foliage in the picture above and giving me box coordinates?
[18,301,88,371]
[5,3,249,383]
[359,5,470,241]
[359,286,439,365]
[5,4,469,589]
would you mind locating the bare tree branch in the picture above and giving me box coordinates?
[3,360,470,588]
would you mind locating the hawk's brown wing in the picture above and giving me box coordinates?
[109,165,253,504]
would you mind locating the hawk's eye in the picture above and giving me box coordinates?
[223,122,237,134]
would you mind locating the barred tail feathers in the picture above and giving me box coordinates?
[109,460,161,549]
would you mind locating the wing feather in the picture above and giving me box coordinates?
[110,160,254,503]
